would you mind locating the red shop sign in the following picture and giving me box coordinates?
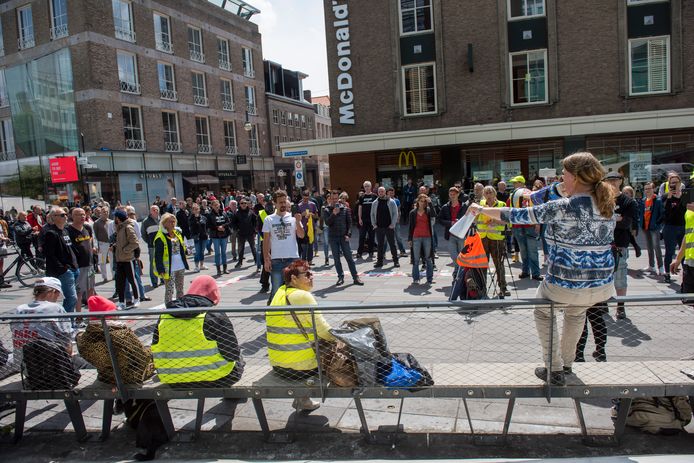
[49,156,79,184]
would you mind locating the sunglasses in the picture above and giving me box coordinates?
[298,271,313,278]
[55,213,67,218]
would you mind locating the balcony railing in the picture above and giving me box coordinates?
[155,36,173,53]
[243,67,255,78]
[193,95,208,106]
[249,146,260,156]
[197,144,212,154]
[160,88,178,101]
[50,24,69,40]
[114,24,136,43]
[126,139,146,151]
[0,95,8,108]
[225,145,238,155]
[120,80,141,95]
[189,49,205,63]
[222,100,234,111]
[165,141,182,153]
[0,151,16,161]
[18,35,35,50]
[246,104,257,116]
[219,60,231,71]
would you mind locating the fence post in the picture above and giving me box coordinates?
[100,316,129,400]
[309,308,326,402]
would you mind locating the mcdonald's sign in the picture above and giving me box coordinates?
[398,150,417,168]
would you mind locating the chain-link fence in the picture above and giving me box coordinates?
[1,295,693,403]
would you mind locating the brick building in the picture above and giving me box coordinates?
[0,0,276,215]
[282,0,694,199]
[311,94,331,190]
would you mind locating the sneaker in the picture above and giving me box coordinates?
[127,299,140,309]
[532,275,544,281]
[201,264,209,270]
[663,274,671,283]
[325,258,329,266]
[394,262,400,268]
[259,285,270,293]
[399,251,407,257]
[292,397,320,414]
[519,273,530,279]
[658,265,665,275]
[116,302,126,311]
[503,289,511,296]
[374,262,383,268]
[413,279,420,285]
[140,296,152,302]
[194,267,201,273]
[641,266,655,273]
[635,246,642,258]
[534,367,565,386]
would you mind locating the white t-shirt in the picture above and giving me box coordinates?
[11,300,73,368]
[262,213,300,260]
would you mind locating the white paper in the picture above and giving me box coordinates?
[449,213,475,240]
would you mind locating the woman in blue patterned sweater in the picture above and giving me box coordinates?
[469,152,616,385]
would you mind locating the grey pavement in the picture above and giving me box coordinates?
[1,228,693,460]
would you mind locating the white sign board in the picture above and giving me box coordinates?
[294,160,303,171]
[423,175,434,187]
[295,170,305,188]
[381,177,392,189]
[500,161,521,181]
[539,168,557,180]
[473,170,493,181]
[629,152,651,183]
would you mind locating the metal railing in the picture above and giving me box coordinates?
[225,145,238,155]
[155,36,173,54]
[189,49,205,63]
[222,99,235,111]
[193,95,208,106]
[50,24,69,40]
[0,150,16,161]
[164,141,182,153]
[125,139,146,151]
[120,80,141,94]
[114,24,136,43]
[197,144,212,154]
[249,146,260,156]
[219,60,231,71]
[17,35,35,50]
[244,67,255,78]
[160,88,177,101]
[246,103,257,115]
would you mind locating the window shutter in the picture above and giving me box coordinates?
[647,38,668,92]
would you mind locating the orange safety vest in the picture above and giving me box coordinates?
[456,232,489,269]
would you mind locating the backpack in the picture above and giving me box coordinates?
[22,339,81,390]
[624,397,692,435]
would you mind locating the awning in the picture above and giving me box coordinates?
[183,174,220,185]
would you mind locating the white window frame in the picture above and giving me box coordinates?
[153,12,173,53]
[272,109,279,124]
[280,111,287,125]
[221,78,234,111]
[188,26,205,63]
[628,35,670,95]
[245,86,256,115]
[217,37,231,71]
[122,105,145,150]
[117,51,140,94]
[242,47,255,78]
[162,111,181,152]
[157,62,177,100]
[49,0,69,40]
[401,62,438,116]
[509,49,548,106]
[398,0,433,36]
[507,0,546,21]
[0,70,7,108]
[223,120,237,155]
[287,111,293,127]
[195,116,211,153]
[112,0,135,42]
[17,5,35,50]
[192,72,208,106]
[0,119,15,160]
[274,135,280,154]
[627,0,668,5]
[0,21,4,56]
[248,124,259,155]
[301,114,307,128]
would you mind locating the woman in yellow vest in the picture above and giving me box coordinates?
[267,259,335,413]
[670,201,694,297]
[152,275,243,387]
[477,186,510,298]
[153,213,189,304]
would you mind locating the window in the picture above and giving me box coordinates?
[162,112,181,152]
[274,135,280,154]
[301,114,307,128]
[112,0,135,42]
[245,86,256,114]
[0,119,15,160]
[402,63,437,115]
[157,62,176,100]
[122,106,145,150]
[192,72,208,106]
[242,47,254,77]
[221,78,234,111]
[399,0,432,35]
[272,109,279,124]
[510,50,547,105]
[294,113,299,126]
[50,0,69,40]
[17,5,35,50]
[280,111,287,125]
[0,21,4,56]
[627,0,666,4]
[508,0,545,19]
[195,116,211,153]
[0,70,7,107]
[153,13,173,53]
[188,26,204,62]
[629,36,669,95]
[287,111,293,127]
[248,124,259,155]
[117,51,140,94]
[223,120,237,154]
[217,38,231,71]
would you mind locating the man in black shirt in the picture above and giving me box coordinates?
[68,208,96,317]
[43,206,79,315]
[357,180,377,259]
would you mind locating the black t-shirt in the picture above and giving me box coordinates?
[357,193,378,223]
[68,224,93,268]
[614,194,637,248]
[662,196,686,226]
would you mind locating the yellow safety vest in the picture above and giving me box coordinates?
[151,313,235,384]
[259,209,268,241]
[477,199,506,240]
[152,229,186,280]
[685,210,694,267]
[266,286,317,371]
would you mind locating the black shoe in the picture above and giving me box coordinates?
[532,275,544,281]
[336,276,344,286]
[635,246,642,258]
[368,253,374,260]
[325,258,329,266]
[663,274,671,283]
[394,261,400,268]
[616,307,626,320]
[534,367,565,386]
[235,261,243,268]
[259,285,270,293]
[563,366,573,374]
[353,277,364,286]
[592,350,607,362]
[374,262,383,268]
[0,282,12,288]
[503,289,511,296]
[216,266,222,276]
[519,273,530,279]
[140,296,152,302]
[223,265,229,274]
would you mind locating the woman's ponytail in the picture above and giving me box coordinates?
[594,179,616,219]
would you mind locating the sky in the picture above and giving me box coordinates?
[250,0,330,97]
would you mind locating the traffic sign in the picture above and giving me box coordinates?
[285,150,308,157]
[295,170,304,188]
[294,160,303,171]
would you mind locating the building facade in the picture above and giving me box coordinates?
[0,0,275,215]
[282,0,694,198]
[311,94,332,190]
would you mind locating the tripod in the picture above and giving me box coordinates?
[485,231,519,302]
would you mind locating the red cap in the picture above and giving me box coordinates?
[87,295,117,319]
[187,275,220,305]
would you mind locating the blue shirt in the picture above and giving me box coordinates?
[501,194,616,289]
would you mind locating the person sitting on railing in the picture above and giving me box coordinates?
[267,259,336,413]
[151,275,244,388]
[76,295,154,385]
[469,152,616,386]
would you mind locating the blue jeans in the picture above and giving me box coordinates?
[212,238,228,267]
[194,239,205,264]
[513,227,541,277]
[323,226,330,258]
[57,268,79,314]
[270,258,296,299]
[448,235,466,279]
[412,237,433,282]
[256,235,263,269]
[330,237,358,279]
[125,260,146,301]
[394,223,407,253]
[148,247,159,287]
[662,224,685,273]
[206,238,212,253]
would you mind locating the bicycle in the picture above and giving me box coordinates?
[1,243,46,288]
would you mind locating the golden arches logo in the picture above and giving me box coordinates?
[398,150,417,168]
